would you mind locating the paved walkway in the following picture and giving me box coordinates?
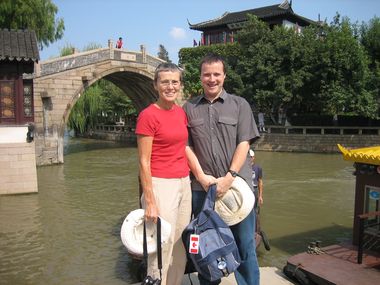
[132,267,295,285]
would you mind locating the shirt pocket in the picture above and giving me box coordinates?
[188,118,206,139]
[218,116,238,141]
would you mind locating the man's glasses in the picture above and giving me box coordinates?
[159,80,180,87]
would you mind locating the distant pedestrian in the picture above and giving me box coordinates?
[333,114,338,126]
[258,112,266,132]
[278,107,284,125]
[249,149,263,208]
[116,37,123,49]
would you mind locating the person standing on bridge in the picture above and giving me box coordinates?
[135,62,191,285]
[116,37,123,48]
[183,54,260,285]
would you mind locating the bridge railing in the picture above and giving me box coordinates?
[37,45,164,76]
[93,124,380,136]
[94,124,135,133]
[266,125,380,135]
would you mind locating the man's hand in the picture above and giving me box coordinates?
[215,173,234,198]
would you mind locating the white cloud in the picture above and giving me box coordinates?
[170,27,186,40]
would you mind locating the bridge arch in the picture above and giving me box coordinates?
[33,45,167,165]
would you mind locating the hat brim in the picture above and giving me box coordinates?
[215,176,255,226]
[120,209,171,255]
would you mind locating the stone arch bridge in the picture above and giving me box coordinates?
[33,44,173,166]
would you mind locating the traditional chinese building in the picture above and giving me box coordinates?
[0,29,39,194]
[188,0,315,46]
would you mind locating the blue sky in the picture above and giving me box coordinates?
[40,0,379,64]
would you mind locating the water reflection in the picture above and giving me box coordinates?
[0,138,355,284]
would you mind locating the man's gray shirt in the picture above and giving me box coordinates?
[183,90,260,191]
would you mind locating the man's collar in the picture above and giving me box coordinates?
[196,89,227,105]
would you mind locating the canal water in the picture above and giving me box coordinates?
[0,138,355,285]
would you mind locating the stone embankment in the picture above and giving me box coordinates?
[253,125,380,152]
[88,124,380,152]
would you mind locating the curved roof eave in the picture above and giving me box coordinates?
[338,144,380,166]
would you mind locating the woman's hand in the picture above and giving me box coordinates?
[198,174,216,191]
[144,199,159,224]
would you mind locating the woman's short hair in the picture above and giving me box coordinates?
[154,62,183,83]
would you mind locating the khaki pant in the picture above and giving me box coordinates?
[142,176,191,285]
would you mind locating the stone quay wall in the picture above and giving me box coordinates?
[0,142,38,195]
[253,125,380,152]
[89,125,380,153]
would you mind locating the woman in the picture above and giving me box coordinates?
[135,63,191,285]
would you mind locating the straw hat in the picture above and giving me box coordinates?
[120,209,172,255]
[215,176,255,226]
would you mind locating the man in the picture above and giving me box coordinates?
[249,149,264,208]
[184,54,260,285]
[258,111,266,132]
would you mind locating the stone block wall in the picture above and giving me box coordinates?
[0,142,38,195]
[253,133,380,153]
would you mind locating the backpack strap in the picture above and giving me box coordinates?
[198,184,217,224]
[157,217,162,280]
[142,217,163,281]
[204,183,217,209]
[142,221,148,276]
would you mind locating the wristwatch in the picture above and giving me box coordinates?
[228,169,238,177]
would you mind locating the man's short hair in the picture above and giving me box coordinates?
[199,53,226,74]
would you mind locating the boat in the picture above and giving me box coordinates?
[283,144,380,285]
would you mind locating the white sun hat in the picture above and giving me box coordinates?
[215,176,255,226]
[249,149,255,157]
[120,209,172,256]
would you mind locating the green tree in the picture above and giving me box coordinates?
[59,43,75,57]
[83,42,103,52]
[236,15,309,114]
[67,79,137,135]
[0,0,64,49]
[360,16,380,116]
[235,14,377,118]
[99,80,136,123]
[67,83,104,135]
[360,17,380,68]
[157,44,171,62]
[317,14,376,117]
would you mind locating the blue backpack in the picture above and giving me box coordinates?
[182,184,241,281]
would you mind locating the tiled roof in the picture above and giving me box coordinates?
[0,29,39,62]
[338,144,380,166]
[189,1,314,30]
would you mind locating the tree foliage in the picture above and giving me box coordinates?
[67,80,136,135]
[360,16,380,68]
[180,14,379,119]
[157,44,171,62]
[59,43,75,57]
[0,0,64,49]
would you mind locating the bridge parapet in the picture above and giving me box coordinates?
[38,45,164,76]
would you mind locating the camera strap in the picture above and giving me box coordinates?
[143,217,162,280]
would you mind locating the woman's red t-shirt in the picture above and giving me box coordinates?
[135,104,189,178]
